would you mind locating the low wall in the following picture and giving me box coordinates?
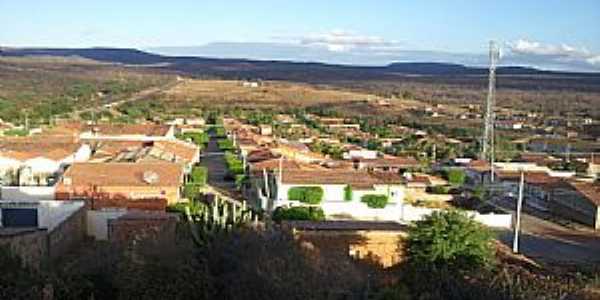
[401,205,512,228]
[108,213,178,243]
[0,229,47,269]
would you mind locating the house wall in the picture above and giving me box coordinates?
[277,183,405,203]
[57,185,180,205]
[551,188,599,229]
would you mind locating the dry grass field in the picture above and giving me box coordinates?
[164,79,382,107]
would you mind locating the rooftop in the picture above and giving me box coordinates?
[60,162,184,187]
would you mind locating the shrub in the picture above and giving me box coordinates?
[407,209,494,272]
[427,185,451,194]
[190,166,208,186]
[344,185,353,201]
[446,169,466,186]
[224,152,244,175]
[177,132,209,146]
[218,139,235,151]
[183,183,201,200]
[361,194,388,208]
[287,186,324,204]
[272,206,325,222]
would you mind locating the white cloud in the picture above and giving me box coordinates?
[587,55,600,66]
[508,39,599,68]
[276,30,402,53]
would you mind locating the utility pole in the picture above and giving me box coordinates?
[481,41,500,182]
[513,169,525,253]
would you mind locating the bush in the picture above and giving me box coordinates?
[427,185,451,194]
[218,139,235,151]
[446,169,466,186]
[344,185,353,201]
[272,206,325,222]
[183,183,201,200]
[190,166,208,186]
[177,132,209,146]
[287,186,324,204]
[407,210,494,272]
[224,152,244,176]
[361,194,388,208]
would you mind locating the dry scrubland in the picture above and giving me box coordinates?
[168,79,372,106]
[0,57,173,124]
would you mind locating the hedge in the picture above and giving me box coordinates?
[288,186,324,205]
[272,206,325,222]
[224,152,244,175]
[183,183,201,200]
[176,132,209,146]
[190,166,208,186]
[361,194,388,209]
[218,139,235,151]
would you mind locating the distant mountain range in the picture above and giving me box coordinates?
[1,47,599,83]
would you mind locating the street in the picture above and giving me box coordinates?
[491,197,600,263]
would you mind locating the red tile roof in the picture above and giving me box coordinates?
[281,169,403,189]
[60,162,184,187]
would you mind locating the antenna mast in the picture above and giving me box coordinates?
[481,41,500,182]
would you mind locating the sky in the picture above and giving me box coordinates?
[1,1,599,71]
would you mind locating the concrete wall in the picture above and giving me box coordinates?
[0,200,84,231]
[1,186,56,201]
[0,202,86,268]
[0,229,47,269]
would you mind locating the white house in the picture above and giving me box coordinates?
[0,140,91,187]
[273,170,407,221]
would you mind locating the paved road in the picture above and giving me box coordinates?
[491,197,600,263]
[199,137,240,198]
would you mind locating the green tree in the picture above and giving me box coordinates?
[446,169,466,186]
[406,210,494,272]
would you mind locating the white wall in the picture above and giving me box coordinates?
[277,183,405,203]
[0,200,84,231]
[23,157,61,175]
[1,186,56,201]
[0,157,21,175]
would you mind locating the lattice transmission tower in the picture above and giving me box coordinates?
[481,41,500,181]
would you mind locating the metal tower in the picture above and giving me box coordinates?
[481,41,500,181]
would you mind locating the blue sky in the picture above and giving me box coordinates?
[1,1,599,71]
